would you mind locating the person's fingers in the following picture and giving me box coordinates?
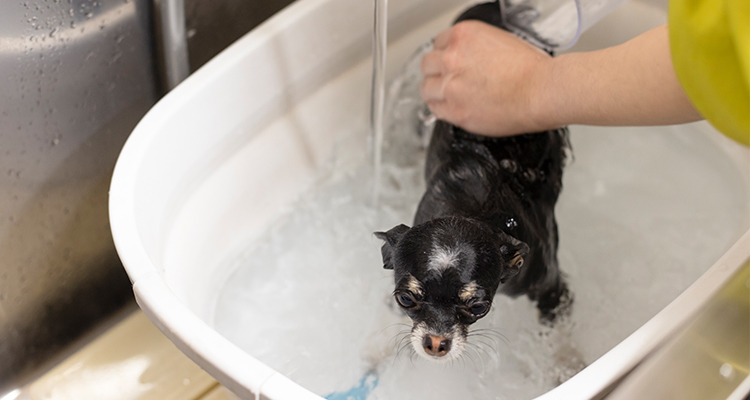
[425,100,449,120]
[420,75,447,102]
[433,28,452,50]
[420,50,444,76]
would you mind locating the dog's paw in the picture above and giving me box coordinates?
[537,284,574,326]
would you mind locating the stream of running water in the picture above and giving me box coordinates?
[370,0,389,205]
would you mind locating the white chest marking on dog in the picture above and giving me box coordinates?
[428,245,461,272]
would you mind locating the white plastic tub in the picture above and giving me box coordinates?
[109,0,750,398]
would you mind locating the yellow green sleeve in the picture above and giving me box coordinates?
[669,0,750,146]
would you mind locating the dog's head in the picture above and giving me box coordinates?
[375,216,529,362]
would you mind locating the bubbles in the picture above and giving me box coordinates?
[210,43,749,400]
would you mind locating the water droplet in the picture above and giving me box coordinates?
[506,218,517,229]
[85,12,93,19]
[500,159,518,173]
[187,28,197,39]
[719,363,735,380]
[52,138,59,146]
[49,27,58,37]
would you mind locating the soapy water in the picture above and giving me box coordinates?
[212,45,749,399]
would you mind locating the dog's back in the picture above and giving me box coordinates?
[415,121,570,318]
[412,1,571,320]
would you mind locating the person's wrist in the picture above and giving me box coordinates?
[523,53,560,133]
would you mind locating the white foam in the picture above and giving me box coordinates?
[211,47,750,399]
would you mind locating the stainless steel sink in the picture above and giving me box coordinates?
[0,0,292,393]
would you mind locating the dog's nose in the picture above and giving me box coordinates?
[422,334,451,357]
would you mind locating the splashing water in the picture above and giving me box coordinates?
[212,45,749,400]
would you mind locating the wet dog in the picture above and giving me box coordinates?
[375,1,571,362]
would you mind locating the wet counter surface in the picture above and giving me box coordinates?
[8,310,236,400]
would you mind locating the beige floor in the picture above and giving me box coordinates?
[13,310,236,400]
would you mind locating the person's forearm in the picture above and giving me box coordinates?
[531,24,702,129]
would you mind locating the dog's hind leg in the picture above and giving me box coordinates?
[536,275,573,325]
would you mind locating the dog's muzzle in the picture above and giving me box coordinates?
[410,322,465,361]
[422,334,451,357]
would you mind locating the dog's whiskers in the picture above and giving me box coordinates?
[470,337,495,353]
[397,335,411,352]
[469,328,511,348]
[456,351,467,371]
[461,345,479,371]
[465,341,482,358]
[465,343,486,371]
[393,333,412,361]
[409,350,418,367]
[468,333,501,354]
[386,327,411,349]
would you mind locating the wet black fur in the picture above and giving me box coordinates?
[376,1,571,331]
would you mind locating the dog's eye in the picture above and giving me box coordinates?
[395,292,417,309]
[469,302,489,317]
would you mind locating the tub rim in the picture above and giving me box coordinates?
[109,0,750,397]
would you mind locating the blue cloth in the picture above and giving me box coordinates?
[325,371,379,400]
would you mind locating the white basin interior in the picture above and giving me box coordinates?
[109,0,750,399]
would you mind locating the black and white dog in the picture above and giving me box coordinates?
[375,1,571,362]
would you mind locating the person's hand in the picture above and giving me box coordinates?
[420,23,702,136]
[420,20,553,136]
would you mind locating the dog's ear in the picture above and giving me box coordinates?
[497,232,530,283]
[374,224,411,270]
